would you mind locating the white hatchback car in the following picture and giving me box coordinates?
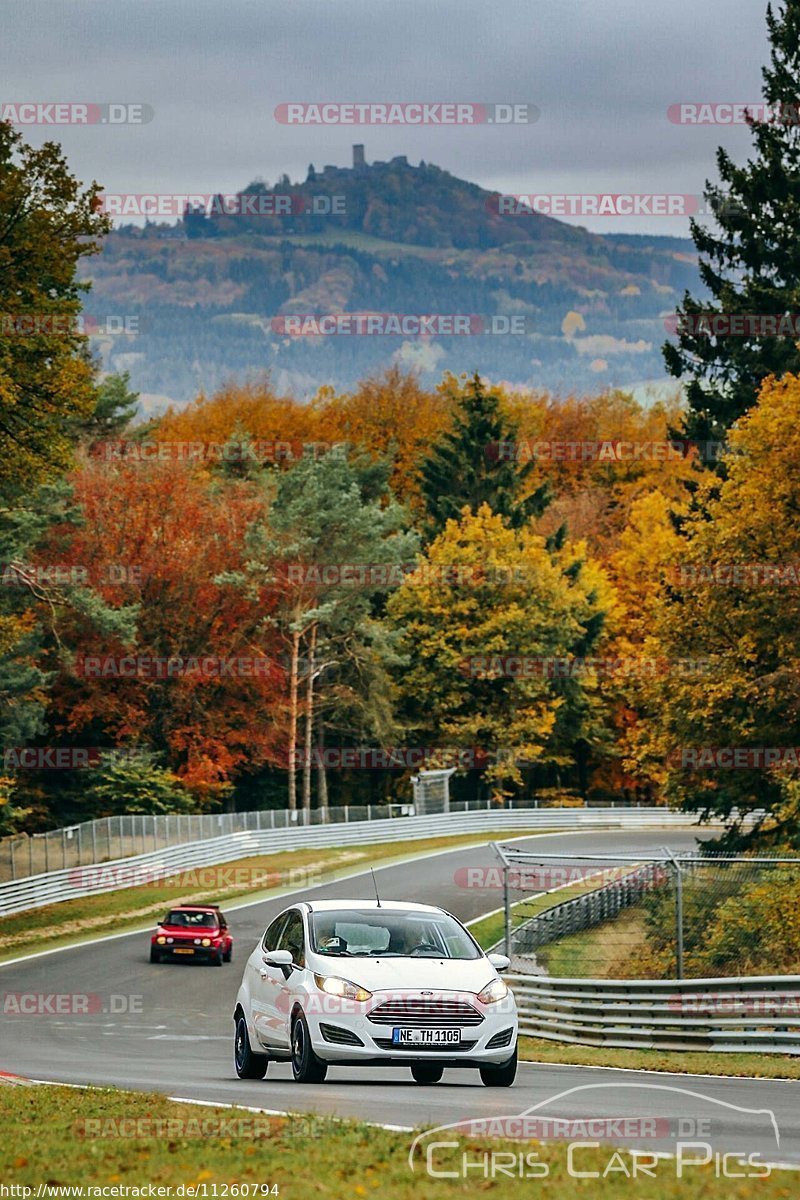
[233,899,517,1086]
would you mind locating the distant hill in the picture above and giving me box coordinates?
[83,150,702,406]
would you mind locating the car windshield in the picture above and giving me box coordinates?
[164,910,217,928]
[309,909,481,959]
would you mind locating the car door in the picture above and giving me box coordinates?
[270,909,307,1046]
[250,911,289,1048]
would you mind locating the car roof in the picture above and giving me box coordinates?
[166,904,221,912]
[300,899,446,915]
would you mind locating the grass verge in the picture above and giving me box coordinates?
[518,1036,800,1080]
[0,829,551,964]
[535,906,646,977]
[1,1083,795,1196]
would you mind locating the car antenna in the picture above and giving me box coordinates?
[370,868,382,907]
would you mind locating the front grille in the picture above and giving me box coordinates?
[486,1027,515,1049]
[368,999,484,1027]
[320,1023,364,1047]
[373,1038,478,1053]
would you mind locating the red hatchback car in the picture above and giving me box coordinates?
[150,904,233,965]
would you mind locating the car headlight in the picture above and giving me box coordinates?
[314,974,372,1001]
[167,937,174,944]
[477,978,508,1004]
[156,936,166,945]
[201,938,211,946]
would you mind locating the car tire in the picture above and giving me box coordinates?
[223,946,233,963]
[479,1043,517,1088]
[234,1013,268,1080]
[212,950,223,966]
[149,947,161,964]
[291,1012,328,1083]
[410,1064,444,1084]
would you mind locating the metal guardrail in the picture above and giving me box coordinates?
[510,862,665,957]
[0,798,648,882]
[508,972,800,1054]
[0,803,419,882]
[0,807,696,917]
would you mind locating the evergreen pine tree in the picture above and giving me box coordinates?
[420,373,550,537]
[664,1,800,445]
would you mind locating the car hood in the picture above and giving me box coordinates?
[311,955,497,995]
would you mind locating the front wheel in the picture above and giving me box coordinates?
[149,947,161,964]
[291,1012,328,1083]
[234,1013,268,1079]
[223,945,233,963]
[410,1063,444,1084]
[479,1043,517,1088]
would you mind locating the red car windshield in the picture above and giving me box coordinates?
[162,910,218,929]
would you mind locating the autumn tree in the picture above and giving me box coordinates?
[0,122,108,497]
[38,458,281,814]
[386,504,612,802]
[221,450,417,811]
[319,366,452,509]
[646,373,800,846]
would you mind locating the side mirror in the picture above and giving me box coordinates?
[487,952,510,971]
[263,949,293,967]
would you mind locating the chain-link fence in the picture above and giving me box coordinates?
[491,845,800,980]
[0,795,662,883]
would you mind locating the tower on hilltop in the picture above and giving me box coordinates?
[352,143,365,168]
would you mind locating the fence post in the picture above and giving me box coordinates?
[674,865,684,979]
[663,848,684,980]
[91,821,97,865]
[503,864,511,958]
[9,839,15,881]
[107,816,112,861]
[29,836,33,878]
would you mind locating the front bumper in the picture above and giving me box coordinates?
[153,942,223,960]
[305,989,517,1065]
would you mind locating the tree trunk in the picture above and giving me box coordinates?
[302,625,317,813]
[287,627,300,811]
[317,717,328,817]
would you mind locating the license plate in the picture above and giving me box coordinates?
[173,948,195,955]
[392,1028,461,1045]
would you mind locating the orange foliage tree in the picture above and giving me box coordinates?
[40,458,286,804]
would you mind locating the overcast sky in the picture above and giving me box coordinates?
[2,0,774,235]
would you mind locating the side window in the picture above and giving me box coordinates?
[277,910,305,968]
[263,913,288,952]
[218,912,228,929]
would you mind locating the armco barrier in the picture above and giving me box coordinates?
[0,807,698,917]
[509,861,666,957]
[508,973,800,1054]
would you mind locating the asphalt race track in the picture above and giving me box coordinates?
[2,828,799,1168]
